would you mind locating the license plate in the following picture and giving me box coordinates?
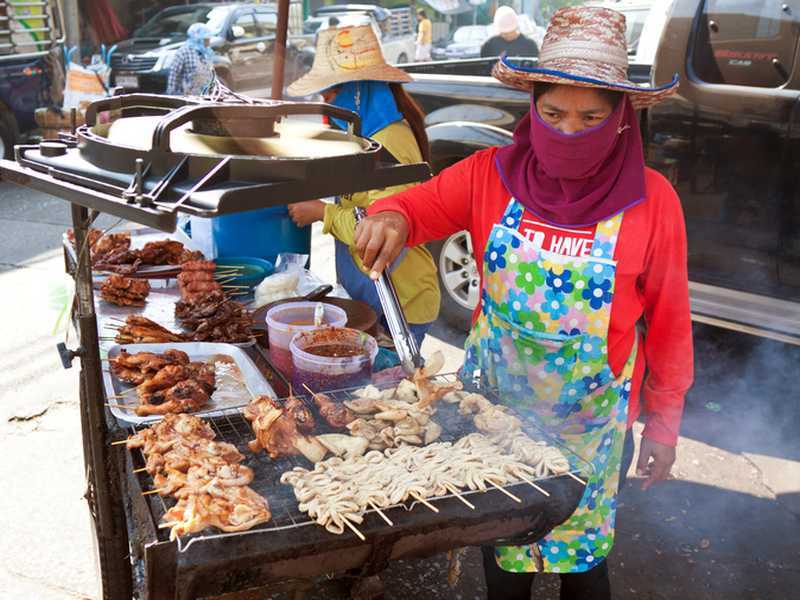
[116,74,138,88]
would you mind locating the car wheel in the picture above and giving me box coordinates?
[429,231,479,331]
[397,53,408,64]
[0,116,14,159]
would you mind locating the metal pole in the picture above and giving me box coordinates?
[71,205,133,599]
[62,0,81,51]
[271,0,291,100]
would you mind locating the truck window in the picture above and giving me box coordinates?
[233,12,259,39]
[255,10,277,35]
[691,0,797,87]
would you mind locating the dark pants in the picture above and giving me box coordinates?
[482,428,636,600]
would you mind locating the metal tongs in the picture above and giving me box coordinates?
[354,207,424,375]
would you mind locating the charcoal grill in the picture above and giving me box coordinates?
[126,376,587,599]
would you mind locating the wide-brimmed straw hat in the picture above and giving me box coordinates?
[288,25,412,97]
[492,6,678,109]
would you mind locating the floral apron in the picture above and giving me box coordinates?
[463,198,637,574]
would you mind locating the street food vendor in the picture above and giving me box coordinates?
[286,25,440,349]
[353,7,694,599]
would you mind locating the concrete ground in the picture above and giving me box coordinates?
[1,183,798,599]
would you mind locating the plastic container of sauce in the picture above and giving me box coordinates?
[289,327,378,391]
[265,302,347,378]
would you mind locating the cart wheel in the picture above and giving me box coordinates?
[429,231,478,332]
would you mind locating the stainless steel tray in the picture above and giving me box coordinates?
[63,224,202,281]
[103,342,274,425]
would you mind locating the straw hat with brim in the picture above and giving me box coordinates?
[288,25,412,97]
[492,6,678,109]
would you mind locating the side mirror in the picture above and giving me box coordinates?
[231,25,246,39]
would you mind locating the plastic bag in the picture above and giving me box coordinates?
[273,253,309,273]
[63,62,110,110]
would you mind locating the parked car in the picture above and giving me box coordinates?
[307,4,416,64]
[0,0,63,158]
[402,0,800,344]
[432,25,491,61]
[110,2,305,94]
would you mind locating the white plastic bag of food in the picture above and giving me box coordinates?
[63,63,110,110]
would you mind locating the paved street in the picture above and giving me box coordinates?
[1,183,798,599]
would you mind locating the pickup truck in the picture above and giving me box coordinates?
[305,4,416,64]
[0,0,64,158]
[401,0,800,345]
[110,2,306,94]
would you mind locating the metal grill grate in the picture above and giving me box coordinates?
[127,374,590,553]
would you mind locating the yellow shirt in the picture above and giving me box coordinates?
[322,120,440,324]
[418,18,432,46]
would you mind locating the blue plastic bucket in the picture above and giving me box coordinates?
[210,206,311,263]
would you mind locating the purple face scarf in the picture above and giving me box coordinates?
[495,94,646,228]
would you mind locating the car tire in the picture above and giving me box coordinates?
[397,53,408,64]
[0,115,15,160]
[429,232,479,332]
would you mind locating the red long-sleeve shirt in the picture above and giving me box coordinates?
[370,147,694,446]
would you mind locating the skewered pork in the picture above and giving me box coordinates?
[126,415,269,540]
[313,392,356,428]
[109,349,190,385]
[174,288,254,343]
[100,274,151,306]
[136,378,210,416]
[114,315,186,344]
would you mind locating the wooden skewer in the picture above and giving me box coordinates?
[226,291,250,297]
[343,517,366,541]
[104,403,136,411]
[107,390,136,398]
[111,439,129,446]
[222,285,250,290]
[158,522,175,529]
[142,488,166,496]
[216,276,236,284]
[410,491,439,513]
[133,467,148,473]
[444,484,475,509]
[489,481,522,503]
[566,472,586,485]
[517,474,550,497]
[368,501,393,526]
[302,383,316,397]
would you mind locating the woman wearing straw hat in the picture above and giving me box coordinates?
[286,25,440,350]
[353,7,693,598]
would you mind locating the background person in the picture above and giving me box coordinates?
[415,9,433,61]
[481,5,539,58]
[354,7,691,599]
[286,25,440,350]
[166,23,215,96]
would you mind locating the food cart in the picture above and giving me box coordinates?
[0,3,586,597]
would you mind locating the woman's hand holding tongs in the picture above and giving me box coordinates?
[354,211,410,281]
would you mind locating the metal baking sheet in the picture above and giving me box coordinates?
[103,342,275,425]
[95,287,257,350]
[63,224,202,281]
